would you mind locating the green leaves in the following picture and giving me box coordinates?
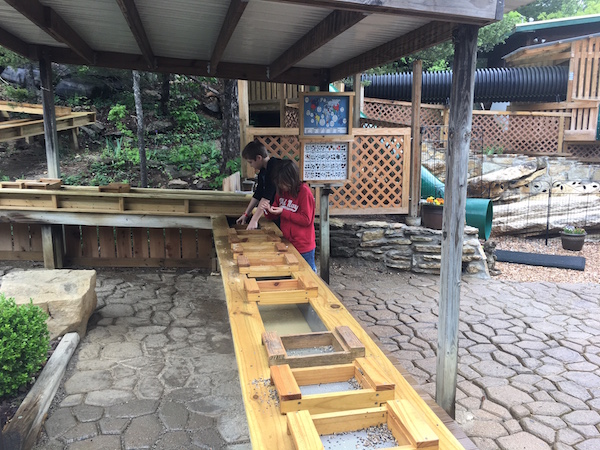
[0,294,50,398]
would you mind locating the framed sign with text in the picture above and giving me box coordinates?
[300,140,351,185]
[299,92,354,138]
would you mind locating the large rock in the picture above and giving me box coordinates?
[0,269,97,339]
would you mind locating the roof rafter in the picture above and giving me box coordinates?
[330,21,456,81]
[269,9,366,80]
[115,0,156,69]
[209,0,249,75]
[5,0,95,64]
[0,27,32,58]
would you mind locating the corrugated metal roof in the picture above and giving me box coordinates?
[0,0,525,84]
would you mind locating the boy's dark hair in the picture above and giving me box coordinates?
[275,159,301,198]
[242,140,268,160]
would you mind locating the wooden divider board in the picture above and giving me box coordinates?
[271,358,396,414]
[211,216,471,449]
[243,272,318,303]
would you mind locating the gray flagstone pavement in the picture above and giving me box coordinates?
[0,261,598,449]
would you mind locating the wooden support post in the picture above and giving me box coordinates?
[319,186,331,283]
[408,60,423,223]
[352,73,362,129]
[436,24,478,420]
[39,52,60,179]
[278,83,286,127]
[238,79,249,178]
[69,128,79,151]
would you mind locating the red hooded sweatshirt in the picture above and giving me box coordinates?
[269,183,316,253]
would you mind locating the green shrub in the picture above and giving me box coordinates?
[0,294,50,397]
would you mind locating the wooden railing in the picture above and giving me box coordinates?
[0,187,250,268]
[246,127,411,215]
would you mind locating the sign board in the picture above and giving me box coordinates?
[299,92,353,138]
[300,141,351,185]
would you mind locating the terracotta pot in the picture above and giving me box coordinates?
[421,204,443,230]
[560,231,586,251]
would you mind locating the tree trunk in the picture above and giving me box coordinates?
[132,70,148,188]
[160,73,170,116]
[220,79,240,172]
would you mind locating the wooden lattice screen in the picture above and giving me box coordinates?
[246,128,411,215]
[0,222,212,267]
[363,98,445,128]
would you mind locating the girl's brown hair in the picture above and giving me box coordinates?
[274,159,301,197]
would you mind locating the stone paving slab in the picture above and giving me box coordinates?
[3,260,600,450]
[0,265,251,450]
[330,262,600,450]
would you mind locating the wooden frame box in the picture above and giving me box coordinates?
[232,241,289,255]
[299,92,354,139]
[287,400,439,450]
[228,228,281,244]
[237,253,299,277]
[244,273,318,304]
[262,326,365,368]
[271,357,395,414]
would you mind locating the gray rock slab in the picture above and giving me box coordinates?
[106,399,159,418]
[123,415,163,449]
[497,432,551,450]
[72,404,104,423]
[64,370,112,395]
[68,435,121,449]
[85,389,135,407]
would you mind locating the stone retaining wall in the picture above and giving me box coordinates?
[320,218,489,278]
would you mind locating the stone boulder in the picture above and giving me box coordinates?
[0,269,97,340]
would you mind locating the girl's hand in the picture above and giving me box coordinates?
[267,205,283,216]
[258,199,271,211]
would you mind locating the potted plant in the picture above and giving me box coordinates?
[560,225,586,251]
[421,196,444,230]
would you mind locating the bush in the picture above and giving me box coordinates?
[0,294,50,397]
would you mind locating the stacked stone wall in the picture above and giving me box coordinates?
[319,219,488,278]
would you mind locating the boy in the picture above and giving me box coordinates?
[236,140,281,230]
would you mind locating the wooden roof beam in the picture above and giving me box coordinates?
[116,0,156,69]
[209,0,249,75]
[269,9,366,80]
[5,0,95,64]
[330,21,455,81]
[263,0,502,24]
[0,27,32,58]
[42,47,329,86]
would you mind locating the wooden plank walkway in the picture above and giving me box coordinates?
[212,216,476,449]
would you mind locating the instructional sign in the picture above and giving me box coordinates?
[300,93,353,137]
[301,141,350,184]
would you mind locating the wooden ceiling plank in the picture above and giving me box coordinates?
[330,21,455,81]
[5,0,95,64]
[269,9,366,79]
[0,27,31,58]
[210,0,249,75]
[116,0,156,69]
[262,0,500,24]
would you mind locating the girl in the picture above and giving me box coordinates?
[262,159,317,272]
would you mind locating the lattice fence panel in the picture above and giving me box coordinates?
[329,134,407,214]
[285,106,298,128]
[566,143,600,160]
[363,99,444,127]
[251,131,409,215]
[471,113,561,155]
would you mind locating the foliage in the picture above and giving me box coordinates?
[517,0,600,20]
[426,196,444,206]
[107,104,134,138]
[0,294,50,398]
[3,85,37,103]
[484,145,504,155]
[563,225,586,234]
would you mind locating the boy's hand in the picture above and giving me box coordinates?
[246,217,259,230]
[236,214,248,225]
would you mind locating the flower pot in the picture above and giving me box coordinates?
[560,231,586,251]
[421,204,443,230]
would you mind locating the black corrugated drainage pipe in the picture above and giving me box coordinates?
[357,66,568,104]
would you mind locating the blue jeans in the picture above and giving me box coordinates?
[301,249,317,273]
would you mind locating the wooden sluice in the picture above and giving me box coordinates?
[212,216,476,450]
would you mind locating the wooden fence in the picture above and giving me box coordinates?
[246,127,411,215]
